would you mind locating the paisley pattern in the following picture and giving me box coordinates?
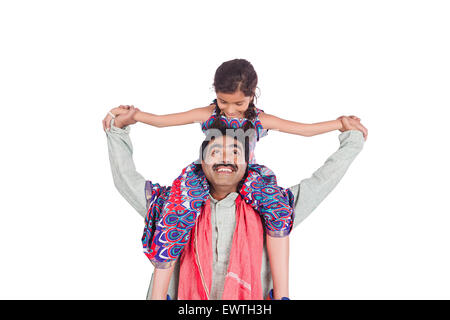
[142,99,295,268]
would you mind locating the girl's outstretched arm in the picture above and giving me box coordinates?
[134,104,215,128]
[259,112,343,137]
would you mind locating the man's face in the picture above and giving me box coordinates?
[201,135,247,192]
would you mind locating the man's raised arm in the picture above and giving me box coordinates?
[106,118,148,218]
[289,130,365,228]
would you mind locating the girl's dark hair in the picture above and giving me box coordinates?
[212,59,259,132]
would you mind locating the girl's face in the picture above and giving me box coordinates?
[216,91,253,119]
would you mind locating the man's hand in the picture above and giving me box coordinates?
[337,115,368,141]
[103,105,140,131]
[113,106,140,129]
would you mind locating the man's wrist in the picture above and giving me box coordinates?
[108,118,130,133]
[113,118,124,129]
[339,130,364,146]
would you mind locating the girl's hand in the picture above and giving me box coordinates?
[337,115,368,141]
[103,105,135,131]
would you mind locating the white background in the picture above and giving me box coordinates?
[0,0,449,299]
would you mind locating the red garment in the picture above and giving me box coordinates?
[178,195,264,300]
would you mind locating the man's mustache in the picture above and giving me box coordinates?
[212,163,238,171]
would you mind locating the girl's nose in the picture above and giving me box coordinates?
[226,109,238,117]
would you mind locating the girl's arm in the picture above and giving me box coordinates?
[259,112,343,137]
[134,104,215,128]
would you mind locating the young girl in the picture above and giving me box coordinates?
[106,59,365,300]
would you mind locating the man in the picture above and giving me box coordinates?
[104,108,366,299]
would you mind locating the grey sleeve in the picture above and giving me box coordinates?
[105,119,148,218]
[288,130,365,228]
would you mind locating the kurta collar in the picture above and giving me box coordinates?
[209,192,239,208]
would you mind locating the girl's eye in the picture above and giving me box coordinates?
[220,100,243,106]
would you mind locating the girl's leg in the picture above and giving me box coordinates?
[266,235,289,299]
[151,264,175,300]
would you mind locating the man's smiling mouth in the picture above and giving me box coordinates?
[213,164,237,174]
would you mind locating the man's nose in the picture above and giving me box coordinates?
[221,149,229,162]
[221,149,234,163]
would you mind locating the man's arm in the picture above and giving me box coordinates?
[289,130,365,228]
[106,118,149,218]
